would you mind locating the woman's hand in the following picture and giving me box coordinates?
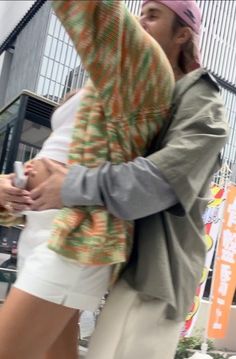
[30,159,68,210]
[0,174,32,213]
[24,160,37,177]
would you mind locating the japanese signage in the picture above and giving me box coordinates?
[208,184,236,338]
[182,185,226,337]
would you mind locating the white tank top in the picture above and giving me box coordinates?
[36,90,82,164]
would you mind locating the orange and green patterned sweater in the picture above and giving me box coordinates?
[0,0,174,266]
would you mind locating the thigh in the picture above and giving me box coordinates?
[0,287,77,359]
[87,279,183,359]
[45,311,80,359]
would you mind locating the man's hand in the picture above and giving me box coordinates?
[0,174,32,212]
[30,158,68,210]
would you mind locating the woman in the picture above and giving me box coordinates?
[0,90,83,358]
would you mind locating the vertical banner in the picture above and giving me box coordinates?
[208,184,236,339]
[182,185,226,337]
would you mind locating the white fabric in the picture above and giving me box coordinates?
[36,90,82,164]
[15,210,111,312]
[17,209,59,271]
[87,279,183,359]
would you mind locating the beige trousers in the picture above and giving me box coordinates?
[87,279,183,359]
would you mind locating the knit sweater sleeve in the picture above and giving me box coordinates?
[52,0,174,117]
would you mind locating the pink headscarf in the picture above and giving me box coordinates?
[142,0,202,72]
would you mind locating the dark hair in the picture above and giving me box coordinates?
[60,89,79,105]
[51,89,79,119]
[172,14,188,33]
[171,14,194,74]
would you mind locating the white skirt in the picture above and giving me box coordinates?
[14,210,111,311]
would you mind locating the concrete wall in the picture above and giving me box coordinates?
[193,300,236,352]
[0,50,13,108]
[0,53,4,73]
[3,1,51,106]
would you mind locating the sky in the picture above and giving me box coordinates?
[0,1,35,45]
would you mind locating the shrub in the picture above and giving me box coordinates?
[174,335,214,359]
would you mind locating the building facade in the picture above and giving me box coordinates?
[0,0,235,170]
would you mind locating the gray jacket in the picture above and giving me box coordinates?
[123,68,228,320]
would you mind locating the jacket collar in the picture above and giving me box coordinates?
[173,68,220,104]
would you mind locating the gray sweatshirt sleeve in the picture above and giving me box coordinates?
[61,157,177,220]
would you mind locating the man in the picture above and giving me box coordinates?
[5,1,229,358]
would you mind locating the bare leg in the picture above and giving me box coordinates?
[45,311,80,359]
[0,287,77,359]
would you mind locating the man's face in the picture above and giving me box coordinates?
[140,1,177,57]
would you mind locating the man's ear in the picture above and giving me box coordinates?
[176,27,192,46]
